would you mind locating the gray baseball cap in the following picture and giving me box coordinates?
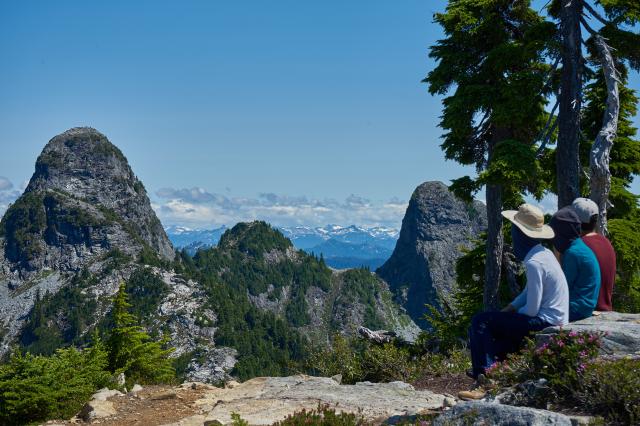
[572,197,599,223]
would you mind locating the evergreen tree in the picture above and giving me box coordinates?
[425,0,553,310]
[107,283,175,387]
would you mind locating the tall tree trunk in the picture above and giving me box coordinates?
[484,183,503,311]
[589,35,619,234]
[483,128,507,311]
[557,0,583,208]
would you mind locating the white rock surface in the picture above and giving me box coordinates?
[164,375,446,425]
[537,311,640,356]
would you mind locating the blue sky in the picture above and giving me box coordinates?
[0,1,638,229]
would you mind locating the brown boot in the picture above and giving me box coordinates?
[457,386,486,401]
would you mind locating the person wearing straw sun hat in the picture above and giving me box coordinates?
[459,204,569,401]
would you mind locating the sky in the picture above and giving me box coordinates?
[0,1,638,229]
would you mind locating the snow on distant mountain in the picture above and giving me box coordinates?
[166,224,400,269]
[165,225,227,249]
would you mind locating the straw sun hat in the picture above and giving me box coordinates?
[501,203,554,239]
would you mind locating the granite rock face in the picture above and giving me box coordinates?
[536,311,640,356]
[433,401,573,426]
[377,181,486,326]
[7,127,173,272]
[171,375,447,425]
[0,129,231,380]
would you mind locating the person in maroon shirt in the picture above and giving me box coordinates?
[572,198,617,311]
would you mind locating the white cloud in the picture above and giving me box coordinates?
[0,178,21,217]
[0,177,13,191]
[525,192,558,215]
[153,187,408,229]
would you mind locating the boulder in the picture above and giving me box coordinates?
[536,311,640,356]
[91,388,124,401]
[77,400,116,421]
[433,401,573,426]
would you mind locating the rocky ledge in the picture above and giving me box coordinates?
[536,311,640,356]
[172,375,447,425]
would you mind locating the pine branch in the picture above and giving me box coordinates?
[582,1,611,27]
[539,56,561,96]
[580,16,598,36]
[536,117,559,158]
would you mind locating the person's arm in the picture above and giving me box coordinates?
[510,286,528,310]
[517,261,544,317]
[502,303,517,313]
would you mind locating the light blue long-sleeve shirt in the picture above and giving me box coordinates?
[511,244,569,326]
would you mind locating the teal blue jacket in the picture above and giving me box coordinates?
[563,238,601,322]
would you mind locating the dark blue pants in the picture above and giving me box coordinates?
[469,311,550,379]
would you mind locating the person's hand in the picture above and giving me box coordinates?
[501,304,516,313]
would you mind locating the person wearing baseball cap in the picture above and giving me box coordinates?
[572,198,616,311]
[459,204,569,401]
[549,206,601,322]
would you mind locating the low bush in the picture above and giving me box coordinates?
[487,330,602,398]
[486,331,640,423]
[271,404,368,426]
[577,358,640,425]
[307,334,470,385]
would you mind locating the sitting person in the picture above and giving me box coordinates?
[549,207,601,322]
[572,198,616,311]
[460,204,568,400]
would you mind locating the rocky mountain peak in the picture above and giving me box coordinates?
[217,221,293,258]
[377,181,487,327]
[0,127,174,275]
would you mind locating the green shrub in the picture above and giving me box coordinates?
[271,404,368,426]
[360,343,420,383]
[306,334,364,384]
[577,358,640,425]
[0,341,111,425]
[231,412,250,426]
[307,334,470,385]
[487,330,603,398]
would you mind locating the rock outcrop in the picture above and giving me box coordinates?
[433,401,573,426]
[536,311,640,356]
[1,127,173,277]
[0,129,230,380]
[173,375,447,425]
[377,181,486,326]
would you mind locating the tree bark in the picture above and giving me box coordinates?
[557,0,583,208]
[484,183,503,311]
[589,35,619,234]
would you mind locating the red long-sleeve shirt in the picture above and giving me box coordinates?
[582,234,616,311]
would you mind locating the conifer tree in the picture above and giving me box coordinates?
[107,283,175,386]
[426,0,553,309]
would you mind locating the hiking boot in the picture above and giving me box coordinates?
[457,386,486,401]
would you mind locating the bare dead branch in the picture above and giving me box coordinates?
[589,34,620,234]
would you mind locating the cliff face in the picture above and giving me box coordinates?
[377,181,487,327]
[0,129,216,374]
[0,127,173,278]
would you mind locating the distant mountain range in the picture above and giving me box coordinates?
[166,224,399,269]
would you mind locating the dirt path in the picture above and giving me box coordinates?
[47,384,210,426]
